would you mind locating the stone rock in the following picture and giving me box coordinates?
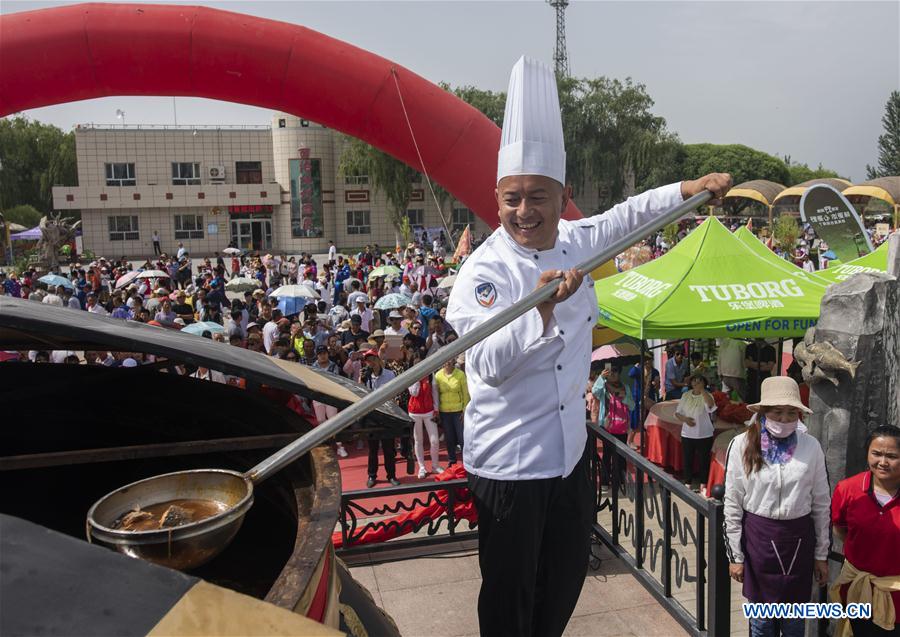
[806,270,899,489]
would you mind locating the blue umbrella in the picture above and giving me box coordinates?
[181,321,227,336]
[374,293,412,310]
[275,295,308,317]
[38,274,74,290]
[821,250,837,260]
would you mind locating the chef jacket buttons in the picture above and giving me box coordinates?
[534,254,539,260]
[560,330,565,335]
[557,364,562,370]
[560,405,565,411]
[587,316,592,322]
[562,249,567,255]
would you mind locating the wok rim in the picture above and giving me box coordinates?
[86,468,254,545]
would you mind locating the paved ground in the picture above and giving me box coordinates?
[347,542,688,637]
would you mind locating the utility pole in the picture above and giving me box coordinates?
[546,0,570,77]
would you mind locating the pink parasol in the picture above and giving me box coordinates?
[590,342,641,362]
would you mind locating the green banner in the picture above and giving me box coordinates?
[595,217,825,339]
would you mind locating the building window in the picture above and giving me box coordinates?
[105,163,135,187]
[406,209,424,227]
[174,214,204,239]
[344,174,369,186]
[108,215,139,241]
[452,206,475,234]
[235,161,263,184]
[172,162,201,185]
[346,210,371,235]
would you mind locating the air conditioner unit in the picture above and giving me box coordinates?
[207,165,226,181]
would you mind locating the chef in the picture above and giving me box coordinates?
[446,56,731,637]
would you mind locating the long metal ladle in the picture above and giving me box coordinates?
[86,191,712,570]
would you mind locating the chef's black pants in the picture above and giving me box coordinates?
[468,445,595,637]
[367,437,396,480]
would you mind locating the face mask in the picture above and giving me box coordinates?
[764,417,799,438]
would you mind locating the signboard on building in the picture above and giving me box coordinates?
[228,205,273,216]
[289,150,323,238]
[800,184,873,262]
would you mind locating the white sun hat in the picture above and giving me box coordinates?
[496,56,566,186]
[748,376,812,414]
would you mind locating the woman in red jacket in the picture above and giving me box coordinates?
[407,351,443,479]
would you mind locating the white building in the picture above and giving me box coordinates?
[52,113,492,258]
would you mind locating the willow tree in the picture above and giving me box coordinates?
[558,76,682,211]
[338,136,458,249]
[338,137,415,248]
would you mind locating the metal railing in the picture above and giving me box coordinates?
[336,477,477,557]
[589,422,730,637]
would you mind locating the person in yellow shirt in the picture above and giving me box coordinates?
[434,358,470,467]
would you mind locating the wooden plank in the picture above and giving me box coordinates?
[0,433,300,471]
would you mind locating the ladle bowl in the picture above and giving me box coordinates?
[87,469,253,571]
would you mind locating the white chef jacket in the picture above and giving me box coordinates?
[446,182,683,480]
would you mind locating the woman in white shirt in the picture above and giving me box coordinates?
[724,376,830,637]
[674,373,717,492]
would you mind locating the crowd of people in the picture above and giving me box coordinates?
[0,234,473,488]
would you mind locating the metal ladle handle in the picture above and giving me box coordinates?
[247,190,713,484]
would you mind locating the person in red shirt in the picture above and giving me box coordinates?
[831,425,900,637]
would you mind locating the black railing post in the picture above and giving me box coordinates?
[696,509,705,632]
[447,482,457,537]
[707,493,731,636]
[612,439,620,547]
[634,461,645,569]
[340,498,350,548]
[662,486,672,597]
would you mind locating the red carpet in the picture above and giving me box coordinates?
[335,439,459,513]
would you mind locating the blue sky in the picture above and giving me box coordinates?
[3,0,898,181]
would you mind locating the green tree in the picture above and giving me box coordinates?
[558,76,682,207]
[441,83,506,127]
[772,214,800,253]
[682,144,790,186]
[0,117,78,213]
[2,204,42,227]
[866,90,900,179]
[338,137,416,246]
[782,155,844,185]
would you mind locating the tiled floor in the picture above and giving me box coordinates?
[348,542,689,637]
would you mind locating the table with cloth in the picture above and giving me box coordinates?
[642,399,746,493]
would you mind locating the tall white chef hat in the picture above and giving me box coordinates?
[496,56,566,186]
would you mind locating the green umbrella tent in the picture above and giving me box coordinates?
[815,240,890,283]
[732,226,831,286]
[595,217,824,339]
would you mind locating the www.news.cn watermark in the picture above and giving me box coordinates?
[743,603,872,620]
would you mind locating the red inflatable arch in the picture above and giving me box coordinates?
[0,3,583,225]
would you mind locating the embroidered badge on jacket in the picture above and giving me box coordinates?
[475,282,497,308]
